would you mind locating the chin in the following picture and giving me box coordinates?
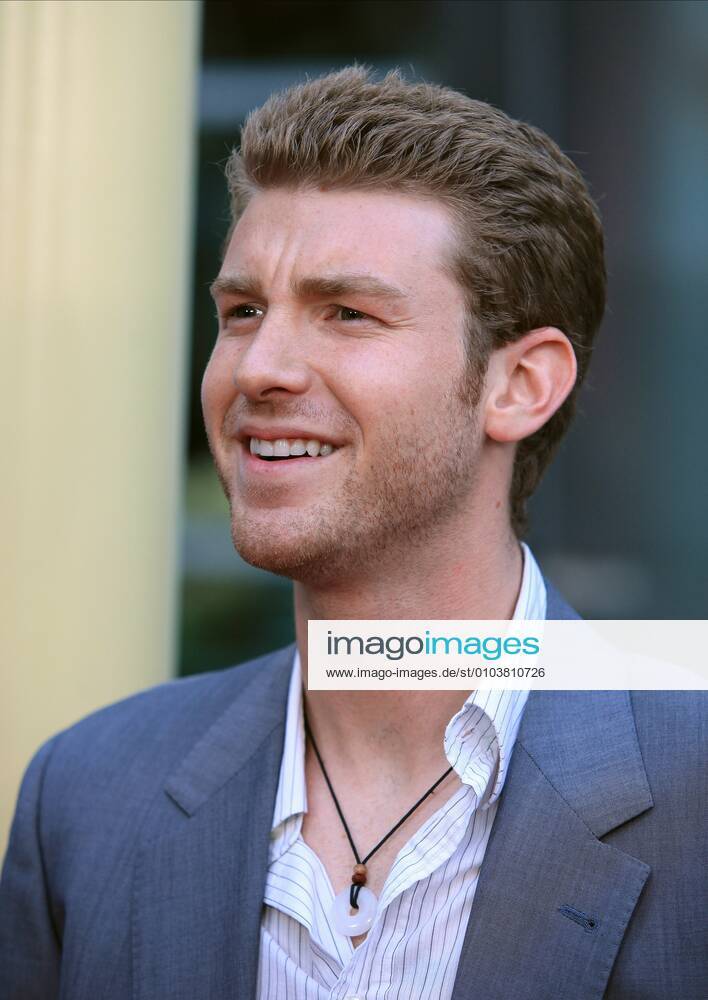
[229,504,398,586]
[229,513,341,583]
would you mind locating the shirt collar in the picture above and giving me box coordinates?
[271,542,546,832]
[444,540,545,804]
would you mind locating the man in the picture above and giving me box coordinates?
[0,67,705,999]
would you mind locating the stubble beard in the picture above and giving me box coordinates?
[219,367,485,586]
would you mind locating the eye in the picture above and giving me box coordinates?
[225,303,264,320]
[335,306,368,322]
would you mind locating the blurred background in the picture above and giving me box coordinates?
[2,0,707,845]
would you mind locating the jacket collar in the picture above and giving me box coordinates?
[132,646,294,1000]
[535,577,653,834]
[450,721,652,1000]
[516,689,653,837]
[450,582,654,999]
[163,644,294,817]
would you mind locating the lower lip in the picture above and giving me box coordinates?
[239,445,341,477]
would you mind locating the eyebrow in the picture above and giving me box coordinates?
[292,273,408,302]
[209,273,263,300]
[209,271,408,304]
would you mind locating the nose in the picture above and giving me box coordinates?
[232,309,312,401]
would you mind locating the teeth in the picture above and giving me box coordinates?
[248,436,337,458]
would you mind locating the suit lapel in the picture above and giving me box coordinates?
[451,690,653,1000]
[132,647,294,1000]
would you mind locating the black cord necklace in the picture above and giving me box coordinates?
[304,709,454,937]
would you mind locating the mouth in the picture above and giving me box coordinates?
[247,436,338,462]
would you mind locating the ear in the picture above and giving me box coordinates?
[483,327,577,443]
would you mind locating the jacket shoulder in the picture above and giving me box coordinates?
[46,643,293,768]
[25,645,294,839]
[630,689,706,777]
[0,646,294,992]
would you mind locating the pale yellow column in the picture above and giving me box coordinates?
[0,1,200,850]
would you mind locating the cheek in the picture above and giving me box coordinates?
[330,356,445,451]
[201,344,236,426]
[322,351,408,438]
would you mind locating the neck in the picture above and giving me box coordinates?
[295,504,523,786]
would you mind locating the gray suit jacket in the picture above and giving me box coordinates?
[0,582,706,998]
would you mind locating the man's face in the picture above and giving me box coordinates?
[202,187,486,583]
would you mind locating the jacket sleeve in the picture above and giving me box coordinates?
[0,738,61,999]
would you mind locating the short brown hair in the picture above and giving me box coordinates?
[225,66,606,535]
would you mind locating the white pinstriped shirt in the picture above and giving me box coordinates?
[257,543,546,1000]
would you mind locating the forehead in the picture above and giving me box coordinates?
[221,187,459,291]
